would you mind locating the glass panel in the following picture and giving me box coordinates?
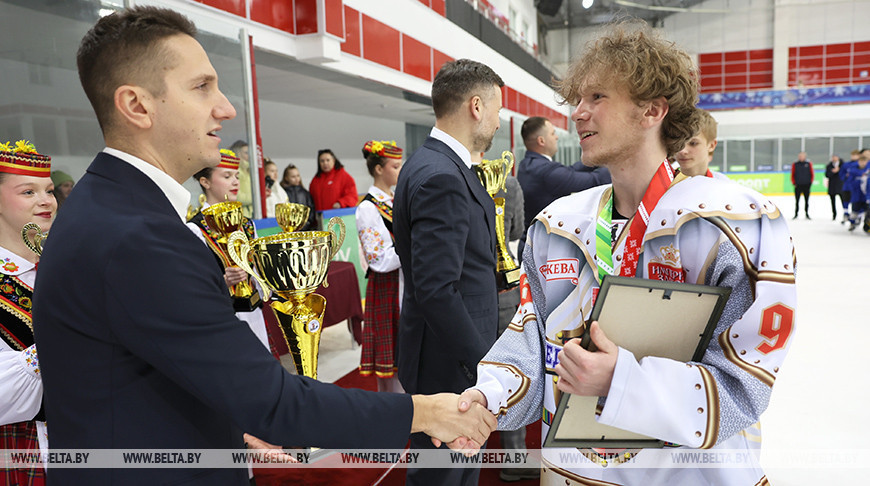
[726,140,751,172]
[754,140,777,172]
[781,138,802,172]
[833,136,860,161]
[483,118,512,162]
[710,142,724,172]
[804,137,829,169]
[0,0,109,188]
[559,132,580,167]
[0,0,253,212]
[192,31,250,211]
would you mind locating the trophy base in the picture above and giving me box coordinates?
[496,267,521,291]
[233,291,262,312]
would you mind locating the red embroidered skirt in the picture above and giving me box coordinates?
[359,269,399,378]
[0,421,45,486]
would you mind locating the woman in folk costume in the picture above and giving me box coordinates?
[356,141,404,393]
[186,149,270,351]
[0,140,57,485]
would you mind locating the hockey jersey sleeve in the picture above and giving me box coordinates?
[473,227,551,431]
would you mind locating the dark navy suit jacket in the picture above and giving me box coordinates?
[516,150,611,253]
[34,152,412,485]
[517,150,612,231]
[393,137,498,395]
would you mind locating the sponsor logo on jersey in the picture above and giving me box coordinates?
[539,258,579,285]
[648,262,686,282]
[648,244,685,282]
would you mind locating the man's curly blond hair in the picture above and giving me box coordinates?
[557,19,701,157]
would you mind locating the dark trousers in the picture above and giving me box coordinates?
[794,184,811,216]
[829,193,843,218]
[406,432,482,486]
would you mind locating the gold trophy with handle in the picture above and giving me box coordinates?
[474,150,520,290]
[21,223,48,256]
[201,201,262,311]
[227,217,346,378]
[275,202,311,232]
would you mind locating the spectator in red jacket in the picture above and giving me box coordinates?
[309,149,358,210]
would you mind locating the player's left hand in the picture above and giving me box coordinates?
[554,321,618,396]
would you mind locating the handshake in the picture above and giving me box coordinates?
[410,389,496,454]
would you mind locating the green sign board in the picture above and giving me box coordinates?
[723,169,826,196]
[320,207,366,296]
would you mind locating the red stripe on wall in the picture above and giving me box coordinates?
[296,0,318,35]
[362,14,401,71]
[341,5,360,56]
[432,49,453,79]
[402,34,432,81]
[250,0,295,34]
[431,0,446,16]
[324,0,344,38]
[196,0,245,16]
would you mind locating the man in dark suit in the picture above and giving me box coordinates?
[516,116,611,255]
[393,59,503,485]
[33,8,495,485]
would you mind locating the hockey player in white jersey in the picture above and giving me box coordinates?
[458,20,796,485]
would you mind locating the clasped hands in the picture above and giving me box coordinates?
[431,321,619,453]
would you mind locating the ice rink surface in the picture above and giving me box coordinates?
[760,195,870,485]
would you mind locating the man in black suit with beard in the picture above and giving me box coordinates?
[393,59,503,486]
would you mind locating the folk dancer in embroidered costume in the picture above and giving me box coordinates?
[356,140,405,393]
[187,149,269,350]
[459,21,797,485]
[0,140,56,485]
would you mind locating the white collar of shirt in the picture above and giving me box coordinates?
[542,153,553,161]
[0,245,35,285]
[430,127,474,169]
[367,186,393,204]
[103,147,191,221]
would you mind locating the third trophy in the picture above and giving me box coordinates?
[275,202,311,232]
[474,150,520,290]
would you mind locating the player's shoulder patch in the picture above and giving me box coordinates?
[534,184,611,232]
[656,176,781,223]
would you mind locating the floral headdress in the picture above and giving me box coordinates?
[217,148,240,170]
[363,140,403,160]
[0,140,51,177]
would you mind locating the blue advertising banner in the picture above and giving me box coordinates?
[699,84,870,110]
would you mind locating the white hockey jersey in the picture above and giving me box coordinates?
[475,174,796,485]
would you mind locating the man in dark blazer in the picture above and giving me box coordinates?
[393,59,503,486]
[516,116,611,255]
[33,8,494,485]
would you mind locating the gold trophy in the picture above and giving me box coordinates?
[201,201,262,312]
[275,202,311,232]
[21,223,47,256]
[474,150,520,290]
[227,217,346,378]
